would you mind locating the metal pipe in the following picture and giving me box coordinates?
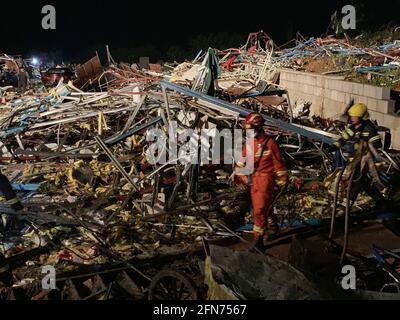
[329,166,346,239]
[217,222,264,255]
[120,95,146,134]
[160,80,337,145]
[31,105,133,129]
[105,116,162,147]
[340,165,357,265]
[161,86,172,124]
[94,136,138,192]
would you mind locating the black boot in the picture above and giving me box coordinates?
[253,235,266,252]
[266,226,280,241]
[266,219,280,241]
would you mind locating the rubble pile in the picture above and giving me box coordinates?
[212,32,400,91]
[1,31,400,300]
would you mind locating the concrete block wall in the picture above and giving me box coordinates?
[279,69,400,149]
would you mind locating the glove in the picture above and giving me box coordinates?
[276,176,288,190]
[231,169,249,188]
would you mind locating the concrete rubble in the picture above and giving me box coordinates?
[1,31,400,300]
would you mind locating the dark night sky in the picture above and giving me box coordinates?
[1,0,399,61]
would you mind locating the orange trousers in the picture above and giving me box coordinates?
[250,174,275,236]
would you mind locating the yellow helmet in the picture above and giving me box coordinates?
[347,103,369,120]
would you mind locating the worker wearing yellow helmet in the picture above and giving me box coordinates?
[332,103,382,150]
[330,102,387,208]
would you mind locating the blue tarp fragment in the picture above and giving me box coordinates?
[11,183,40,191]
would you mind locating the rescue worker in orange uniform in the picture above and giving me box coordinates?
[235,112,288,250]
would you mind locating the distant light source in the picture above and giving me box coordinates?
[32,57,39,65]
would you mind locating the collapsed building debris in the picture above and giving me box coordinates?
[1,30,400,300]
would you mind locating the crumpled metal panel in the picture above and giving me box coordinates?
[209,245,323,300]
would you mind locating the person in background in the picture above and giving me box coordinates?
[17,67,29,94]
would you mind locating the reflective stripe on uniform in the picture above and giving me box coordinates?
[361,132,370,137]
[7,197,19,205]
[334,141,341,148]
[275,170,287,177]
[276,179,286,186]
[255,150,271,157]
[248,114,258,122]
[342,127,354,140]
[237,161,245,168]
[369,135,381,142]
[346,128,354,136]
[253,225,264,234]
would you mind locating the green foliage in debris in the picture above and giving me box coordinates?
[368,68,400,89]
[352,27,400,47]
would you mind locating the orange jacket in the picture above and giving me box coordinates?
[236,132,287,185]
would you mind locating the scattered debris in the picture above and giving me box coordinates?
[1,30,400,300]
